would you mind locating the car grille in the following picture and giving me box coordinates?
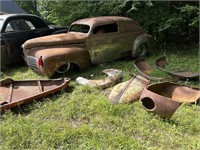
[26,56,39,72]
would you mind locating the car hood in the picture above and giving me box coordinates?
[22,32,87,50]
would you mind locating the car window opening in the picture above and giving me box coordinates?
[5,19,36,32]
[93,23,118,34]
[69,24,90,33]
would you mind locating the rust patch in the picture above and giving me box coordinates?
[0,78,70,111]
[140,82,200,119]
[156,56,200,80]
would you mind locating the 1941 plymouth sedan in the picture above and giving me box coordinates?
[23,16,154,77]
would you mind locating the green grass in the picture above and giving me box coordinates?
[0,46,199,150]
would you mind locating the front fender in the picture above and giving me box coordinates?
[35,47,91,77]
[133,33,154,55]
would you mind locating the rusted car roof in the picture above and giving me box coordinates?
[72,16,137,27]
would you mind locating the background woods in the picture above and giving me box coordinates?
[15,0,199,48]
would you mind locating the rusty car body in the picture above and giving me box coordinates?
[22,16,154,77]
[0,14,67,68]
[0,78,70,111]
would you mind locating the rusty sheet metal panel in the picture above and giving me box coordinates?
[109,74,149,104]
[0,78,70,111]
[76,69,122,89]
[156,56,200,80]
[140,82,200,119]
[133,58,163,81]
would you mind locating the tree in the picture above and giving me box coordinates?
[15,0,199,47]
[15,0,39,16]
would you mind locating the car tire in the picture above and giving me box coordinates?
[56,62,71,74]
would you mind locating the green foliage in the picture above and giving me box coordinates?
[15,0,40,16]
[124,1,199,47]
[35,1,198,47]
[157,3,199,45]
[36,1,123,26]
[15,1,199,47]
[0,46,199,149]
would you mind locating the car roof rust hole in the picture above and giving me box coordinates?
[141,97,155,110]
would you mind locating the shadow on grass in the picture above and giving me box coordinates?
[1,62,29,77]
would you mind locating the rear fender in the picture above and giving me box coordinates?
[133,34,154,56]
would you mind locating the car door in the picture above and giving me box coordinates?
[88,23,124,64]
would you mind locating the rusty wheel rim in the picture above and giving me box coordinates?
[56,63,71,74]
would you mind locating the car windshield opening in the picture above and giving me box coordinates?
[69,24,90,33]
